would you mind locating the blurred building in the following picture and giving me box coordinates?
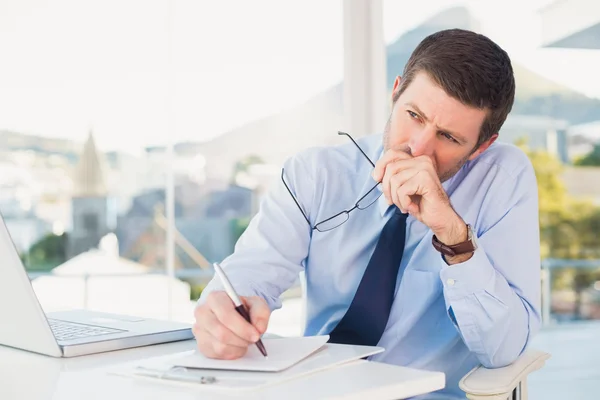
[116,179,254,269]
[67,131,117,258]
[498,114,570,163]
[568,120,600,160]
[562,166,600,205]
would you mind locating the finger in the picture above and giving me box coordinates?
[244,296,271,334]
[396,179,420,215]
[382,159,419,206]
[208,292,260,342]
[414,154,437,174]
[406,198,420,215]
[196,325,248,360]
[194,316,244,360]
[391,179,413,214]
[211,339,248,360]
[389,167,420,211]
[195,327,219,358]
[372,149,412,182]
[373,150,411,183]
[198,307,252,348]
[381,165,393,205]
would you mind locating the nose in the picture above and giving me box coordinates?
[409,126,436,157]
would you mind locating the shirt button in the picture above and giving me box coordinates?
[446,278,455,286]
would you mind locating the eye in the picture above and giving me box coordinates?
[407,110,419,120]
[440,131,458,143]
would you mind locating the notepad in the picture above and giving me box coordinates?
[173,335,329,372]
[108,339,385,393]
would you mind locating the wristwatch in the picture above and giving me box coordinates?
[431,224,477,257]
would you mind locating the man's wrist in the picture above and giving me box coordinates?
[433,211,467,246]
[432,210,474,265]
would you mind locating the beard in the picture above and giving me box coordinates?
[382,113,470,183]
[437,154,469,183]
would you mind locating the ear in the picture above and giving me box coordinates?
[391,76,402,103]
[468,134,498,161]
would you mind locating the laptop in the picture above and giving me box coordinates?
[0,212,194,357]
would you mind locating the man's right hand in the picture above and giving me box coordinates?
[193,291,271,360]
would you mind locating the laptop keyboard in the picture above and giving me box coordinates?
[48,318,126,342]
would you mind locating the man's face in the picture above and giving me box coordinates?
[383,72,497,182]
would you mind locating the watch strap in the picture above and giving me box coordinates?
[431,224,476,256]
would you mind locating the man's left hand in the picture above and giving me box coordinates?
[372,149,468,256]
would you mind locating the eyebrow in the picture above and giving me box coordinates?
[405,102,468,145]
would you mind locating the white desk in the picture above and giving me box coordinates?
[0,340,445,400]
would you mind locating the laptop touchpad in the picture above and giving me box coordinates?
[92,315,145,323]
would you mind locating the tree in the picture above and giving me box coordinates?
[517,139,600,319]
[516,139,597,256]
[21,232,69,271]
[575,144,600,166]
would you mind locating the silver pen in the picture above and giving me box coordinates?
[213,262,268,357]
[134,366,217,384]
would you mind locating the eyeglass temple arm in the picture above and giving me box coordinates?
[337,131,375,168]
[281,169,312,227]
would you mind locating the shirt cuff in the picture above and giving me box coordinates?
[438,242,496,301]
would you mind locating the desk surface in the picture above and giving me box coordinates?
[0,340,445,400]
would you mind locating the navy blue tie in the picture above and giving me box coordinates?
[328,209,408,346]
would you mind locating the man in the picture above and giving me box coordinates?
[194,28,541,399]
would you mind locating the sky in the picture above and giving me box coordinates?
[0,0,599,153]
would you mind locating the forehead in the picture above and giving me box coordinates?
[399,72,487,141]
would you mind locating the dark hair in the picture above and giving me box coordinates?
[393,28,515,150]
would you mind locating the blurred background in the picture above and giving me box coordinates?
[1,0,599,398]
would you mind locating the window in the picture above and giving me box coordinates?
[0,0,343,328]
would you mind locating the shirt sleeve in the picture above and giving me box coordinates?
[198,152,315,311]
[439,159,542,368]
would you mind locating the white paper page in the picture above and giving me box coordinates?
[108,342,385,394]
[173,335,330,372]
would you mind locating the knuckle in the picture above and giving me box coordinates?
[212,341,229,356]
[232,346,248,359]
[222,346,247,360]
[220,312,236,328]
[422,156,434,168]
[196,337,216,358]
[213,326,230,343]
[383,171,393,184]
[197,343,211,356]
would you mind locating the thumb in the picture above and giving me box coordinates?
[243,296,270,334]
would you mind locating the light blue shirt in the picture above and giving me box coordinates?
[200,133,541,399]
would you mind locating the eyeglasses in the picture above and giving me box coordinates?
[281,131,382,232]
